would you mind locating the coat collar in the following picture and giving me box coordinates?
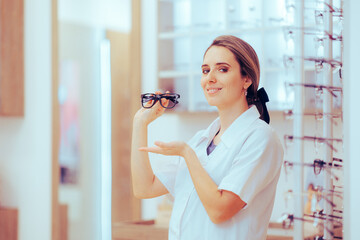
[195,106,260,148]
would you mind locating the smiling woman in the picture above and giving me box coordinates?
[131,35,283,240]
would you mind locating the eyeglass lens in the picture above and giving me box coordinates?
[141,93,180,109]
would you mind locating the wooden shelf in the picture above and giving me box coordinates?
[0,0,24,116]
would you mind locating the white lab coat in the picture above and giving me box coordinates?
[155,106,284,240]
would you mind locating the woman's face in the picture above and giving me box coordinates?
[201,46,252,109]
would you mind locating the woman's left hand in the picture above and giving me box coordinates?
[139,141,189,157]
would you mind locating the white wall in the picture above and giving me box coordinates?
[0,1,52,240]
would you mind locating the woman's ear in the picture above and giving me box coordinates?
[244,77,252,90]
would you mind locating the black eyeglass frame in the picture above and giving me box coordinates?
[141,93,180,109]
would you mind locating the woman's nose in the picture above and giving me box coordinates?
[206,71,216,83]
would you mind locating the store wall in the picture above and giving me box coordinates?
[0,1,52,240]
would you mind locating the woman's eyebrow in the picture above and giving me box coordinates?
[201,62,231,68]
[215,62,231,66]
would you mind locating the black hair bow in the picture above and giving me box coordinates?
[253,87,270,124]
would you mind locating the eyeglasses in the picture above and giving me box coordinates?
[284,158,342,177]
[283,188,339,211]
[315,2,343,25]
[141,93,180,109]
[284,135,343,153]
[306,209,343,222]
[286,82,342,98]
[282,213,342,230]
[281,213,313,229]
[284,27,342,42]
[284,55,342,71]
[316,236,342,240]
[283,110,342,126]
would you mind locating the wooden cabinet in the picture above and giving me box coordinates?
[0,0,24,116]
[0,207,18,240]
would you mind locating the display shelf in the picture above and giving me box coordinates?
[153,0,310,112]
[158,70,196,79]
[283,1,344,239]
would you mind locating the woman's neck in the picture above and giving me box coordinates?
[216,100,249,138]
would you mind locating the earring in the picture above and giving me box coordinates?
[244,89,248,96]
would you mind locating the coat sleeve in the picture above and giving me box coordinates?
[218,126,284,208]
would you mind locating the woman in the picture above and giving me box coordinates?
[131,35,283,240]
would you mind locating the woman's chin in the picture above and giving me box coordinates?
[206,101,220,109]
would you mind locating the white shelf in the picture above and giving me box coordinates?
[158,26,295,40]
[158,70,198,78]
[154,0,304,112]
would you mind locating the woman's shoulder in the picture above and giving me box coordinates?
[247,118,281,144]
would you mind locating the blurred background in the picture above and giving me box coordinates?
[0,0,359,240]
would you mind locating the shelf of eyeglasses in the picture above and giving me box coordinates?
[266,220,333,240]
[283,56,342,73]
[284,135,343,153]
[284,84,343,106]
[284,158,343,180]
[280,213,343,239]
[284,188,343,209]
[282,109,343,120]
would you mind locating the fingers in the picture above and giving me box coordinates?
[154,141,173,148]
[144,99,154,108]
[155,141,183,148]
[138,146,162,153]
[161,91,170,108]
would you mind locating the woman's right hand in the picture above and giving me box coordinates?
[134,91,169,126]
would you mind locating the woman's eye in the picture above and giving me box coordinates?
[219,68,228,72]
[202,69,209,74]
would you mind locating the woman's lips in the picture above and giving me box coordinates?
[207,88,222,94]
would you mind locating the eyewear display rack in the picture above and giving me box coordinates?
[284,0,344,240]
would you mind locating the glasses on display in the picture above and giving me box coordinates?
[286,82,342,98]
[284,158,342,178]
[284,135,343,153]
[282,2,344,239]
[284,56,342,71]
[284,27,342,42]
[316,236,343,240]
[141,93,180,109]
[281,214,313,229]
[283,110,342,124]
[282,213,343,231]
[306,209,343,222]
[283,188,339,211]
[315,2,343,25]
[283,56,343,83]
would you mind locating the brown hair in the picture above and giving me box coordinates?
[204,35,260,103]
